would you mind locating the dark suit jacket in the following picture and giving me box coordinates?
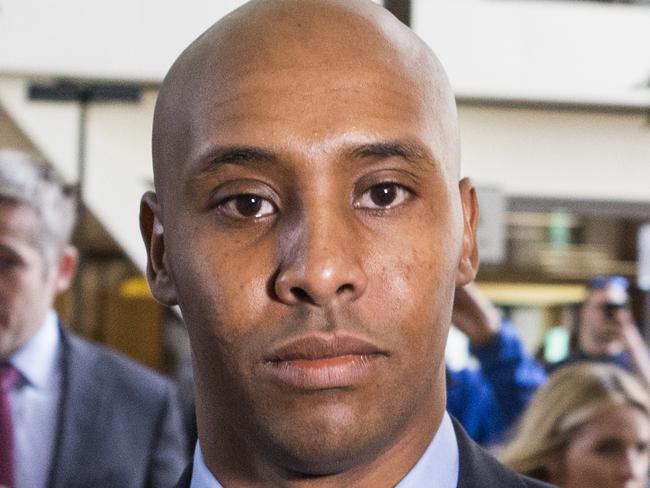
[452,418,555,487]
[174,417,556,487]
[45,326,187,488]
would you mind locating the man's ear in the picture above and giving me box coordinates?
[139,191,178,306]
[456,177,479,287]
[54,245,78,294]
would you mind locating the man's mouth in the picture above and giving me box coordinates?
[261,333,388,390]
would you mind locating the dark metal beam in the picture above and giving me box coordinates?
[28,80,141,103]
[383,0,410,26]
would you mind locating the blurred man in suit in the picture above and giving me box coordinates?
[0,149,187,488]
[140,1,555,486]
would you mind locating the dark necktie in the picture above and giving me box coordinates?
[0,362,18,488]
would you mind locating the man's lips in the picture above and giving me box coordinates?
[261,334,388,390]
[265,334,385,361]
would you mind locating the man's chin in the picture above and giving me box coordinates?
[265,429,388,477]
[602,343,625,356]
[258,403,395,477]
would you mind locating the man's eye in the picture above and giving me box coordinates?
[218,194,276,219]
[0,255,20,270]
[355,183,411,210]
[594,440,622,456]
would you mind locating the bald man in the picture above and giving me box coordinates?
[140,1,555,486]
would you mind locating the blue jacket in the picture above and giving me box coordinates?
[447,321,547,445]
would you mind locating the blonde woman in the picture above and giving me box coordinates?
[501,363,650,487]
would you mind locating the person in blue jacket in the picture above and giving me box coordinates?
[447,283,547,446]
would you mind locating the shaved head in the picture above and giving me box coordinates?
[142,1,476,485]
[152,0,459,206]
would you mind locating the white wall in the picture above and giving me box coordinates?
[0,0,383,81]
[0,77,79,181]
[459,104,650,201]
[413,0,650,107]
[0,0,247,81]
[84,91,157,268]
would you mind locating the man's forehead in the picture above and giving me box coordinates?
[586,288,608,302]
[152,0,459,197]
[0,201,41,245]
[179,0,421,68]
[156,0,441,117]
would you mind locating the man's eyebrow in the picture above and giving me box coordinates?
[190,140,434,177]
[193,145,279,175]
[348,141,431,165]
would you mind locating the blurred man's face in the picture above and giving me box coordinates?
[142,1,477,481]
[579,288,627,356]
[0,202,60,357]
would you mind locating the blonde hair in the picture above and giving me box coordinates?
[500,363,650,481]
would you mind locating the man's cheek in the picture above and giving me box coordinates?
[382,264,415,305]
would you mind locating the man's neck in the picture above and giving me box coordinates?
[199,402,447,488]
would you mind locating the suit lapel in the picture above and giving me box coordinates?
[453,417,524,488]
[174,462,193,488]
[48,327,111,488]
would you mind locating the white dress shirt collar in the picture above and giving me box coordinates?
[190,412,459,488]
[10,310,60,389]
[190,443,221,488]
[396,412,459,488]
[8,310,62,488]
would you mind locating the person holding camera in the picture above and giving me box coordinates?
[548,275,650,388]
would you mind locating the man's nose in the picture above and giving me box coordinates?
[273,209,368,307]
[618,450,645,482]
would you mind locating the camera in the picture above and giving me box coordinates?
[603,301,628,320]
